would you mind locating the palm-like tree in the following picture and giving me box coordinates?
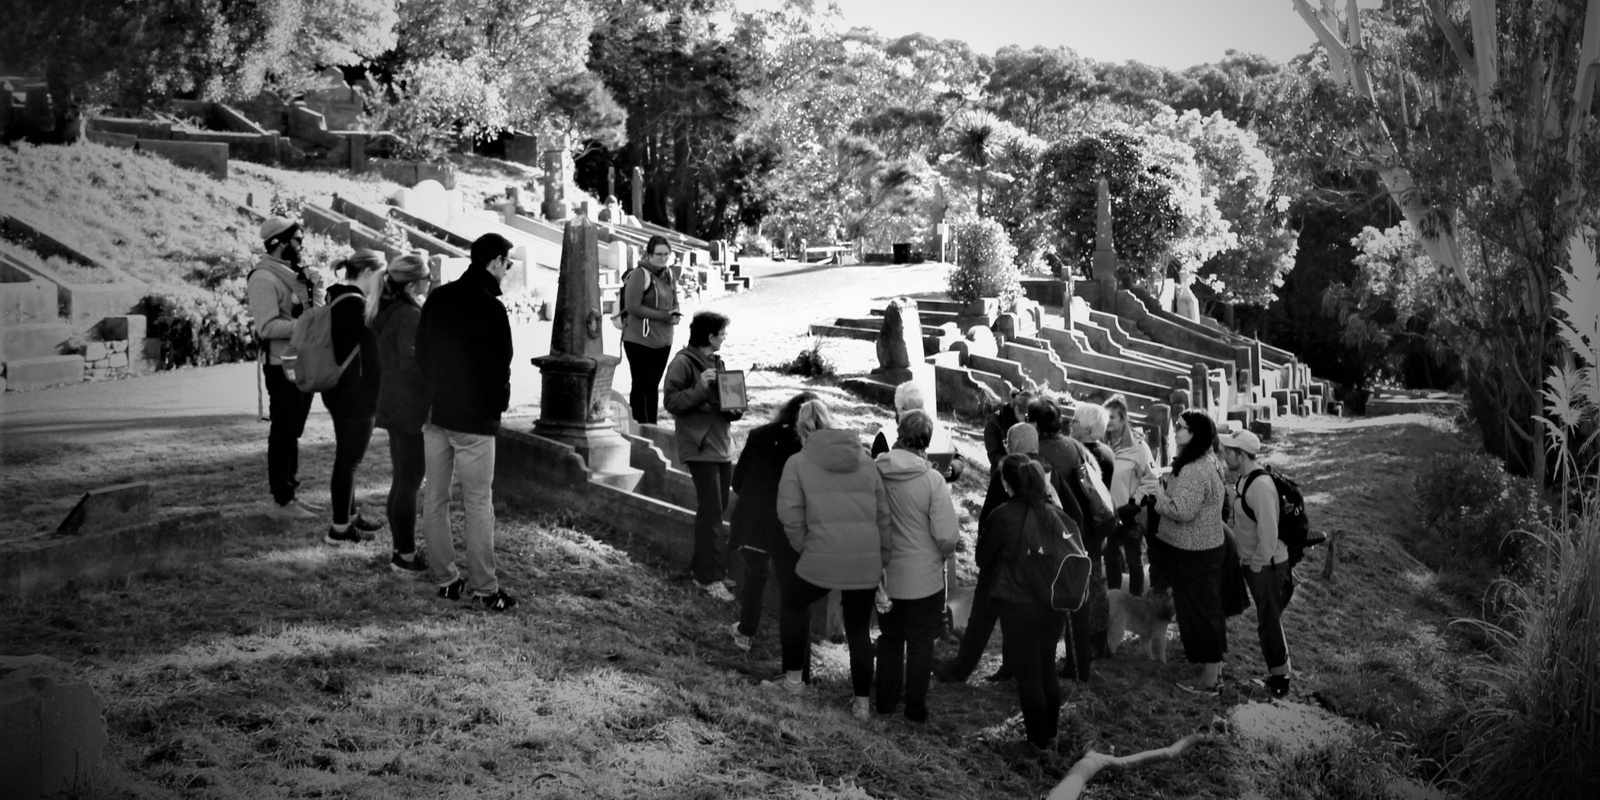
[947,109,1007,218]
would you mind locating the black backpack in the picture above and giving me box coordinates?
[1239,467,1325,569]
[1019,506,1093,612]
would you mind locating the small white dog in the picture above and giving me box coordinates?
[1106,588,1175,663]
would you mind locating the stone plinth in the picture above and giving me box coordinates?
[873,297,924,384]
[531,354,640,490]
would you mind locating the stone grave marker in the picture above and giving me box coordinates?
[872,297,923,384]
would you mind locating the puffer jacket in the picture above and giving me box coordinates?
[777,428,892,590]
[662,344,732,463]
[977,499,1086,606]
[876,448,960,600]
[371,289,427,434]
[730,419,804,558]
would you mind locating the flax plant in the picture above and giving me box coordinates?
[1445,235,1600,799]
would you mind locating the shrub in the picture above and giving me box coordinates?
[947,217,1021,307]
[141,284,257,369]
[1413,450,1542,568]
[764,338,835,378]
[738,233,773,257]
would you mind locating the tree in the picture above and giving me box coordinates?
[1291,0,1600,481]
[943,109,1024,218]
[985,45,1102,141]
[1034,127,1233,288]
[365,54,509,161]
[1143,108,1299,306]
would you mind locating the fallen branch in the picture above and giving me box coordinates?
[1046,733,1223,800]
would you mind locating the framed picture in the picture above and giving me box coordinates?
[717,370,748,411]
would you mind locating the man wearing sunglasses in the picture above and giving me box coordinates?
[250,216,322,521]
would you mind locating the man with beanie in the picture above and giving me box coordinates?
[249,216,321,521]
[414,233,518,611]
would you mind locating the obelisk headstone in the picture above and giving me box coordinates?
[1088,177,1119,312]
[540,134,569,222]
[631,165,644,220]
[532,217,641,490]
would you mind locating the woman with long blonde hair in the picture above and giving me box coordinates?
[371,252,432,571]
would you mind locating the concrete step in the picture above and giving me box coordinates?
[4,354,84,390]
[0,322,75,362]
[870,307,961,326]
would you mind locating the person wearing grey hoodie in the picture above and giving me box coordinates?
[873,410,960,723]
[771,399,892,720]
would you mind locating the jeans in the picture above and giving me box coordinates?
[781,576,875,697]
[687,461,732,585]
[385,429,426,555]
[264,362,314,505]
[997,600,1067,748]
[422,422,498,596]
[875,590,945,718]
[1154,537,1228,664]
[1243,561,1292,671]
[950,568,1000,680]
[623,341,671,424]
[329,413,375,525]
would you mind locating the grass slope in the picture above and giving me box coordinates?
[1,385,1482,798]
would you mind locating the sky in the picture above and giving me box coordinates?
[733,0,1379,71]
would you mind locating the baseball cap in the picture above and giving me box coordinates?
[1220,430,1262,455]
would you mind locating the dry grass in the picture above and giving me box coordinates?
[0,384,1492,798]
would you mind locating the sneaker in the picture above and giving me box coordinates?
[1266,675,1291,698]
[324,525,375,545]
[267,502,317,522]
[851,698,871,721]
[760,676,807,695]
[699,581,735,602]
[293,499,327,514]
[728,622,752,652]
[437,576,467,600]
[389,552,427,575]
[476,589,518,611]
[351,514,385,533]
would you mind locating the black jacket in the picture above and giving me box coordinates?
[320,284,380,417]
[977,499,1084,607]
[983,404,1023,469]
[372,289,427,434]
[415,267,512,436]
[730,419,804,558]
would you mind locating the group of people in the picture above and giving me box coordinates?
[248,214,1296,753]
[248,218,521,611]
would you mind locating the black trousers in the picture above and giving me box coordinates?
[385,429,426,554]
[950,568,1001,680]
[264,362,314,505]
[1243,561,1291,671]
[329,413,375,526]
[875,590,945,719]
[781,577,875,697]
[997,599,1067,748]
[1104,524,1145,595]
[736,544,793,638]
[623,341,671,424]
[687,461,732,585]
[1152,537,1228,664]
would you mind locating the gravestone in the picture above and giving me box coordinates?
[631,165,644,220]
[531,217,641,491]
[872,297,923,384]
[1174,266,1200,322]
[962,325,999,360]
[56,482,153,535]
[0,655,108,799]
[1087,178,1119,311]
[406,179,450,223]
[540,134,569,221]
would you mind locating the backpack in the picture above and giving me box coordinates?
[1068,439,1118,528]
[286,292,362,393]
[1239,467,1325,569]
[611,266,652,330]
[1019,506,1093,612]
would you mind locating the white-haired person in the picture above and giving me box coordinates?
[874,409,960,722]
[870,382,962,481]
[1066,400,1118,670]
[771,399,892,721]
